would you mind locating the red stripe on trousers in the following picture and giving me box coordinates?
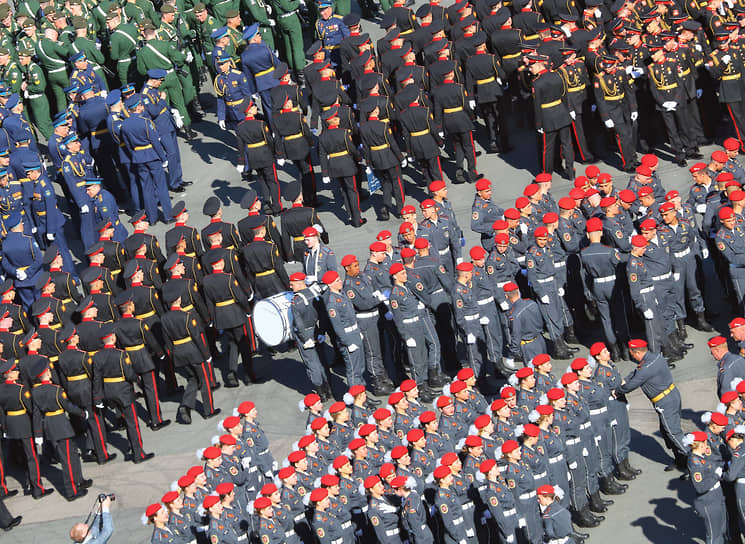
[150,371,162,423]
[728,104,744,151]
[571,121,586,161]
[201,362,214,413]
[131,405,145,457]
[65,440,77,495]
[93,411,109,458]
[29,437,43,491]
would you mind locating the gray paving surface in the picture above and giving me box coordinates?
[4,12,738,544]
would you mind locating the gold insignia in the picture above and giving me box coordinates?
[391,300,398,309]
[371,515,380,526]
[694,472,702,482]
[456,299,463,308]
[490,496,498,506]
[261,535,269,544]
[440,504,448,514]
[329,309,336,317]
[472,212,479,220]
[316,528,325,538]
[347,290,355,299]
[508,479,515,488]
[527,260,534,268]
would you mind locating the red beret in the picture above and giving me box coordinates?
[358,423,376,436]
[376,230,392,241]
[420,199,436,209]
[480,458,497,473]
[524,183,540,197]
[640,218,657,230]
[388,391,404,405]
[515,196,530,209]
[333,455,351,469]
[369,241,386,252]
[720,206,735,220]
[543,212,558,224]
[546,388,565,400]
[689,162,707,173]
[516,367,533,379]
[465,435,483,447]
[493,219,509,230]
[429,180,446,192]
[469,246,487,260]
[178,474,195,488]
[712,150,728,163]
[389,262,405,275]
[523,423,540,437]
[391,445,408,459]
[202,495,219,509]
[722,391,739,404]
[433,465,451,479]
[162,491,180,503]
[504,208,520,219]
[414,238,429,249]
[219,434,236,446]
[708,336,727,347]
[631,235,648,248]
[503,282,519,293]
[719,171,736,183]
[348,438,366,450]
[730,317,745,328]
[287,450,306,463]
[277,467,295,479]
[261,483,278,495]
[534,226,548,238]
[289,272,306,282]
[500,386,516,398]
[254,496,272,510]
[724,138,740,151]
[659,202,675,213]
[495,233,510,244]
[390,475,409,488]
[215,482,234,495]
[203,446,221,459]
[536,172,552,183]
[419,410,436,423]
[533,353,551,366]
[599,196,616,208]
[501,440,519,454]
[491,398,507,410]
[586,217,603,232]
[627,339,648,349]
[400,379,417,392]
[400,247,416,259]
[400,205,416,215]
[641,154,658,167]
[537,484,555,495]
[322,271,340,285]
[341,254,357,267]
[560,372,578,385]
[310,417,328,431]
[237,401,255,414]
[436,395,453,408]
[730,190,745,202]
[373,408,391,421]
[569,188,585,200]
[711,412,729,426]
[570,358,589,370]
[474,414,491,429]
[303,226,319,238]
[558,197,575,210]
[585,165,600,178]
[665,190,680,200]
[536,404,554,416]
[364,475,381,489]
[456,262,474,272]
[618,189,636,203]
[590,342,606,356]
[475,179,491,191]
[309,488,328,502]
[320,474,339,487]
[450,380,467,393]
[407,428,424,442]
[457,368,475,380]
[399,221,414,234]
[635,165,652,177]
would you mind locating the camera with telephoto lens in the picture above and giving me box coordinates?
[98,493,115,502]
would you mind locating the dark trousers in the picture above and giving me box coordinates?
[610,119,636,168]
[337,175,363,226]
[0,496,14,528]
[450,130,476,174]
[138,370,165,426]
[224,322,254,373]
[417,155,443,185]
[376,166,405,213]
[117,401,147,460]
[252,164,282,211]
[135,160,172,223]
[53,437,83,497]
[180,362,216,415]
[15,437,45,497]
[539,125,574,174]
[569,115,593,162]
[293,157,316,206]
[87,407,113,462]
[659,108,692,159]
[727,100,745,152]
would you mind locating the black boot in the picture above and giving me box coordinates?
[600,476,626,495]
[317,382,332,402]
[189,99,205,117]
[419,384,436,403]
[224,372,240,388]
[677,319,688,340]
[616,460,636,481]
[661,343,682,364]
[573,529,590,540]
[371,376,393,396]
[177,405,192,425]
[620,342,630,361]
[671,330,693,351]
[589,491,608,513]
[583,505,604,524]
[695,311,714,332]
[552,337,573,359]
[564,325,580,344]
[293,70,304,86]
[609,343,621,362]
[623,457,642,476]
[428,367,450,388]
[573,506,600,528]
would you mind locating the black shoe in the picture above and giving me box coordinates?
[379,208,390,221]
[66,488,88,502]
[224,372,240,388]
[573,507,601,528]
[184,127,197,140]
[664,462,677,472]
[352,218,367,228]
[419,385,436,403]
[211,382,221,392]
[177,406,192,425]
[0,490,17,498]
[679,471,690,481]
[695,311,714,332]
[589,492,608,513]
[676,157,688,167]
[181,181,193,187]
[3,516,21,531]
[32,488,53,499]
[78,479,93,489]
[489,140,499,153]
[170,186,186,193]
[150,419,171,431]
[81,450,97,463]
[686,150,704,159]
[623,457,642,476]
[133,452,155,464]
[454,169,466,184]
[97,453,117,465]
[616,462,636,481]
[371,377,394,396]
[202,408,221,420]
[609,343,621,362]
[564,326,580,344]
[428,368,450,388]
[600,476,626,495]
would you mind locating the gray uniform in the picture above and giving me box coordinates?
[526,242,564,341]
[471,195,504,252]
[344,272,386,381]
[368,495,404,544]
[689,451,727,544]
[453,280,488,377]
[325,289,365,386]
[390,283,439,386]
[541,501,575,544]
[401,490,434,544]
[482,478,518,544]
[593,361,631,465]
[581,242,626,347]
[291,287,327,388]
[507,298,547,363]
[436,486,471,544]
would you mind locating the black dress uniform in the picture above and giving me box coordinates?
[397,86,443,185]
[465,35,507,152]
[593,59,638,171]
[31,361,88,499]
[165,206,203,257]
[531,59,574,176]
[280,201,327,263]
[236,110,283,215]
[273,104,317,207]
[240,217,290,298]
[359,113,406,218]
[124,222,166,267]
[91,327,151,463]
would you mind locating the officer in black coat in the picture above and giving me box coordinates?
[165,201,204,258]
[280,182,328,263]
[201,196,243,251]
[397,86,443,186]
[240,215,290,298]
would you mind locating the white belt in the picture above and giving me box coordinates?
[294,513,305,522]
[477,296,494,305]
[386,528,400,536]
[27,93,44,99]
[549,537,570,544]
[589,407,607,415]
[652,272,671,281]
[344,324,358,333]
[497,281,508,288]
[332,539,343,544]
[594,275,615,283]
[517,256,526,263]
[548,454,564,464]
[453,517,463,525]
[258,448,269,455]
[708,482,721,492]
[417,302,425,310]
[580,422,591,430]
[519,491,536,500]
[285,530,295,537]
[280,9,297,17]
[356,310,379,318]
[49,66,67,73]
[639,286,655,294]
[237,535,247,541]
[536,276,554,283]
[341,521,351,529]
[464,314,479,321]
[736,478,745,484]
[566,437,580,445]
[674,248,691,258]
[554,261,566,268]
[403,316,419,324]
[433,288,444,295]
[503,508,517,516]
[462,500,474,509]
[438,247,450,255]
[533,471,547,480]
[248,466,258,473]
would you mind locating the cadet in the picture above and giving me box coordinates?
[119,94,172,224]
[272,0,305,80]
[30,357,92,501]
[214,55,252,131]
[202,196,242,250]
[241,214,290,297]
[323,270,365,386]
[434,465,472,544]
[241,24,280,124]
[235,97,282,215]
[686,432,727,544]
[311,487,351,544]
[142,69,193,190]
[17,49,52,140]
[69,51,106,95]
[453,262,489,377]
[503,282,547,365]
[106,11,140,87]
[465,32,507,153]
[397,86,444,186]
[318,107,366,228]
[280,184,326,262]
[2,213,42,309]
[35,26,70,113]
[537,485,574,544]
[470,179,504,252]
[85,178,127,244]
[91,324,155,464]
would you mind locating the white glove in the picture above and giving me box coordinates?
[100,90,107,98]
[466,529,475,538]
[456,257,464,265]
[594,8,602,17]
[218,119,226,130]
[384,311,393,321]
[504,358,516,370]
[400,158,407,168]
[723,54,732,65]
[540,295,550,304]
[696,203,707,213]
[302,339,315,349]
[719,5,726,14]
[348,344,358,353]
[631,111,638,122]
[95,403,104,409]
[277,158,285,167]
[35,437,43,446]
[497,77,503,85]
[643,309,654,319]
[46,233,54,241]
[316,334,325,343]
[582,447,589,457]
[185,51,194,63]
[235,164,243,173]
[568,461,578,469]
[322,176,331,184]
[171,108,184,128]
[162,161,168,168]
[558,287,565,297]
[519,223,528,235]
[466,333,476,344]
[673,273,680,281]
[604,119,614,128]
[438,131,444,138]
[518,517,526,528]
[405,338,417,348]
[266,5,273,13]
[506,536,515,544]
[23,90,28,99]
[241,457,251,468]
[715,466,723,476]
[727,0,734,7]
[469,100,476,110]
[365,166,372,175]
[499,301,509,311]
[31,227,37,234]
[662,101,677,111]
[537,127,544,134]
[696,89,703,99]
[702,248,710,259]
[268,19,275,26]
[569,110,576,120]
[695,44,702,52]
[625,65,633,75]
[16,269,26,281]
[479,316,489,325]
[631,67,644,78]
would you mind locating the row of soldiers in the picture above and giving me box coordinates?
[139,347,656,544]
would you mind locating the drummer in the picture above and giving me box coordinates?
[240,214,291,298]
[289,272,334,401]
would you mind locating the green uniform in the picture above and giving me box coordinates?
[271,0,304,72]
[0,29,17,62]
[226,25,246,59]
[0,60,22,94]
[22,62,53,139]
[210,0,239,24]
[109,22,140,87]
[71,37,109,87]
[35,36,70,113]
[137,0,161,25]
[16,0,40,19]
[194,14,221,75]
[92,0,118,30]
[136,37,195,125]
[242,0,275,49]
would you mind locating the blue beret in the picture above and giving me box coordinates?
[84,177,103,185]
[63,83,79,94]
[4,212,21,229]
[62,133,79,144]
[52,113,69,127]
[22,160,41,171]
[78,83,93,94]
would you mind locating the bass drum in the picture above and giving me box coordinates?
[253,291,294,346]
